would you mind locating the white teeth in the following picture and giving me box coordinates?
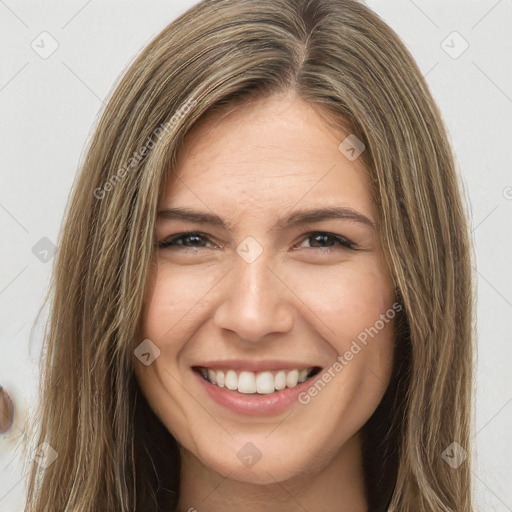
[274,370,286,390]
[225,370,238,390]
[238,371,257,394]
[256,371,274,394]
[286,369,299,388]
[199,367,315,394]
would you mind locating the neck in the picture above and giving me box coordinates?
[176,432,368,512]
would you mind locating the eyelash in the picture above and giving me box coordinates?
[157,231,356,252]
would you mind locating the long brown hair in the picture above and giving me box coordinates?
[25,0,475,510]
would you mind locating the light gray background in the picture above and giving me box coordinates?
[1,1,511,510]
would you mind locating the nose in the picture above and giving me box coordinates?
[212,252,295,343]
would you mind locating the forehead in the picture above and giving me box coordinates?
[160,93,372,216]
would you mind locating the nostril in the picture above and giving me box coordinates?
[0,386,15,435]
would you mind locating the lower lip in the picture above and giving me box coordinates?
[193,369,320,416]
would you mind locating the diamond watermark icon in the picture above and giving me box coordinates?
[32,237,56,263]
[31,442,58,469]
[338,134,365,161]
[442,441,468,469]
[237,442,263,468]
[236,236,263,264]
[31,31,59,60]
[441,31,469,60]
[134,339,161,366]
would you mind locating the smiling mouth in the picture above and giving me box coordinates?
[193,366,322,395]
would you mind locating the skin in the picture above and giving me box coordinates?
[135,90,397,512]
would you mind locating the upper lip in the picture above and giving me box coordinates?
[192,359,323,372]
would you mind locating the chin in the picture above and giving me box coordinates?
[190,434,329,486]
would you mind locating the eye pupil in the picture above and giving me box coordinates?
[159,232,210,249]
[186,235,201,245]
[179,233,211,247]
[311,233,334,247]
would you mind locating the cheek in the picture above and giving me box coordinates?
[136,267,196,407]
[292,262,395,334]
[291,262,396,379]
[135,266,204,435]
[140,263,218,342]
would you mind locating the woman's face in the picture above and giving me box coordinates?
[135,91,397,485]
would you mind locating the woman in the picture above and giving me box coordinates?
[25,0,475,510]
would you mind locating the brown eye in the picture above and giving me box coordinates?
[296,231,355,251]
[158,232,220,250]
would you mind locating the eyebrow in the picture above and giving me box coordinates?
[157,206,375,230]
